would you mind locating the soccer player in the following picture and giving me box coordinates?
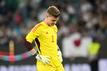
[25,5,64,71]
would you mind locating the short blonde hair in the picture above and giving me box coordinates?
[47,6,60,17]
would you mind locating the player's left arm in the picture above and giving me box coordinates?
[55,25,63,62]
[57,46,63,62]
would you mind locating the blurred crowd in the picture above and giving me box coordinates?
[0,0,107,66]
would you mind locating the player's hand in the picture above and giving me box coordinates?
[58,50,63,62]
[36,54,50,64]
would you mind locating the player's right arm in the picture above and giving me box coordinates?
[25,24,50,64]
[25,24,41,55]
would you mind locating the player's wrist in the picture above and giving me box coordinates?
[35,54,42,59]
[33,53,37,57]
[35,54,40,60]
[30,48,37,55]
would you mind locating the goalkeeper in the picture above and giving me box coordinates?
[25,5,64,71]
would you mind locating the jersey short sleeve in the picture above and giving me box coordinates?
[26,24,42,43]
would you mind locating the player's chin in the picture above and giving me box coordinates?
[51,23,55,26]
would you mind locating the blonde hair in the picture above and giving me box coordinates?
[47,6,60,17]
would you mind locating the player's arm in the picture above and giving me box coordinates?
[57,46,63,62]
[24,39,36,55]
[25,24,41,55]
[25,24,50,64]
[54,25,63,62]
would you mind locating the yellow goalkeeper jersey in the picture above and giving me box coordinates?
[26,21,61,66]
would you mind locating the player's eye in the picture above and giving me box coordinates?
[52,20,56,21]
[52,20,56,22]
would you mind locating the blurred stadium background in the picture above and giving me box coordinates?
[0,0,107,71]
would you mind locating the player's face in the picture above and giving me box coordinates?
[47,16,59,26]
